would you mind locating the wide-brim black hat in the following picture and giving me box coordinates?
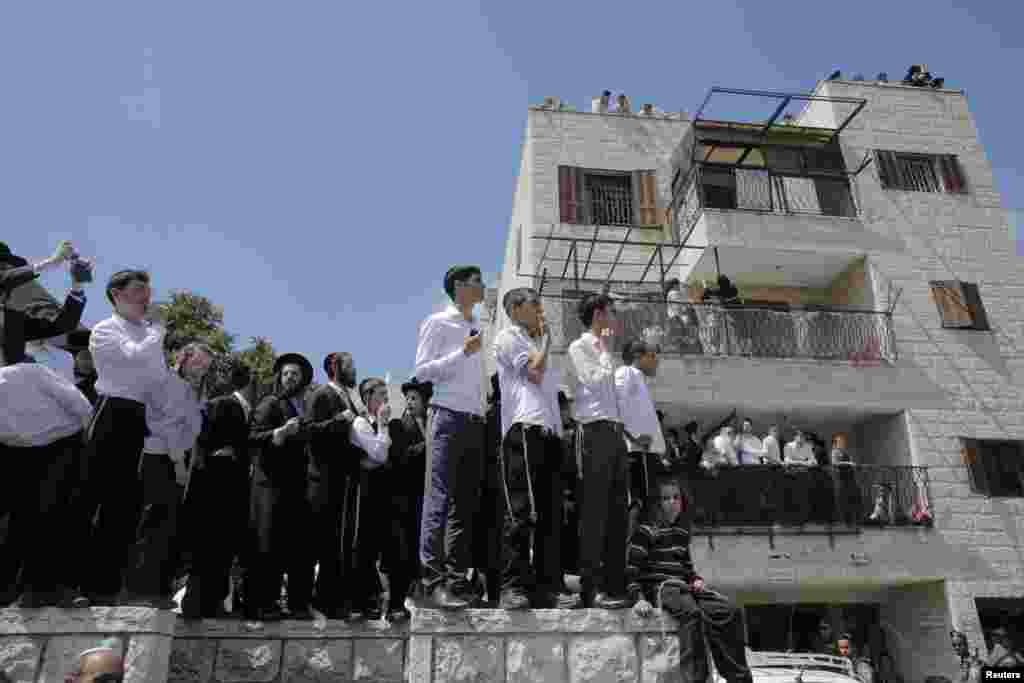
[273,352,313,386]
[0,242,28,268]
[401,377,433,402]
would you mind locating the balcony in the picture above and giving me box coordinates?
[550,295,895,364]
[681,464,933,533]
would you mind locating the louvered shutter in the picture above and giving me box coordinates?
[939,155,966,194]
[633,170,659,226]
[559,166,581,224]
[929,280,974,328]
[961,282,989,331]
[962,438,989,495]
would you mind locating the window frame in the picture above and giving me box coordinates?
[928,280,990,331]
[962,438,1024,498]
[875,150,968,195]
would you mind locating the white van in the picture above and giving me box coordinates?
[712,651,871,683]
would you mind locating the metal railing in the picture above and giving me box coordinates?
[672,464,932,529]
[673,163,859,238]
[552,296,896,364]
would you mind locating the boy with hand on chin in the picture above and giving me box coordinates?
[630,476,753,683]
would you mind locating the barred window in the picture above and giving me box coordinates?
[875,151,967,194]
[559,166,663,227]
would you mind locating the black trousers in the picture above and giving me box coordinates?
[248,471,314,611]
[82,397,148,598]
[124,453,182,597]
[472,448,503,594]
[5,432,86,595]
[499,424,562,595]
[308,468,360,612]
[383,462,424,610]
[181,456,250,617]
[661,585,753,683]
[577,420,629,595]
[352,468,385,611]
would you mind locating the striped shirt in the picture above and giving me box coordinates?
[627,520,702,603]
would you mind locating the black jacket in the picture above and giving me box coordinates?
[1,265,85,366]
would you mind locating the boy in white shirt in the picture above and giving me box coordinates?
[565,292,631,610]
[615,340,666,540]
[781,429,816,525]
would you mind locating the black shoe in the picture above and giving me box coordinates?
[58,588,90,609]
[427,586,468,610]
[499,590,531,610]
[359,605,383,621]
[287,606,316,621]
[450,579,481,607]
[387,607,411,623]
[593,593,631,610]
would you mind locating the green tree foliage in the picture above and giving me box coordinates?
[237,336,277,398]
[153,291,235,364]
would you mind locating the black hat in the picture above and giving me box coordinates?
[0,242,27,268]
[401,377,433,402]
[272,352,313,386]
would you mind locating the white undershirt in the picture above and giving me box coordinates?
[0,363,93,447]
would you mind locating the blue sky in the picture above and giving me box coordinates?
[4,1,1022,382]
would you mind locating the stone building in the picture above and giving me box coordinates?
[494,74,1024,680]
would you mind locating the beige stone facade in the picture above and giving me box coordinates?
[497,80,1024,680]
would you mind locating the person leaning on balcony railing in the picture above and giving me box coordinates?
[664,278,702,355]
[780,429,816,525]
[831,437,861,527]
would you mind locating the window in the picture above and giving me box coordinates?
[961,438,1024,497]
[875,151,967,194]
[559,167,662,227]
[929,280,990,330]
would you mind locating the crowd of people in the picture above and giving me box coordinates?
[0,242,937,683]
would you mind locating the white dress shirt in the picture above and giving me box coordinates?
[736,433,764,465]
[90,313,167,403]
[762,434,782,464]
[494,325,561,438]
[414,305,484,416]
[614,365,665,454]
[0,363,94,447]
[352,415,391,469]
[783,441,817,466]
[712,433,739,466]
[144,373,204,459]
[566,331,620,424]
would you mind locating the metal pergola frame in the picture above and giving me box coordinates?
[692,87,867,140]
[517,224,705,301]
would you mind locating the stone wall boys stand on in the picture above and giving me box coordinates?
[413,265,487,610]
[493,288,566,609]
[566,293,632,610]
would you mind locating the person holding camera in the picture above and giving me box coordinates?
[413,265,487,609]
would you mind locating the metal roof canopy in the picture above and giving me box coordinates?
[521,224,705,299]
[693,87,867,141]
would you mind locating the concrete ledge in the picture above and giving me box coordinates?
[174,616,408,639]
[412,608,680,634]
[0,607,177,636]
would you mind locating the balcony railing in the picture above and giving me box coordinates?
[673,163,859,238]
[672,464,933,530]
[554,296,896,364]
